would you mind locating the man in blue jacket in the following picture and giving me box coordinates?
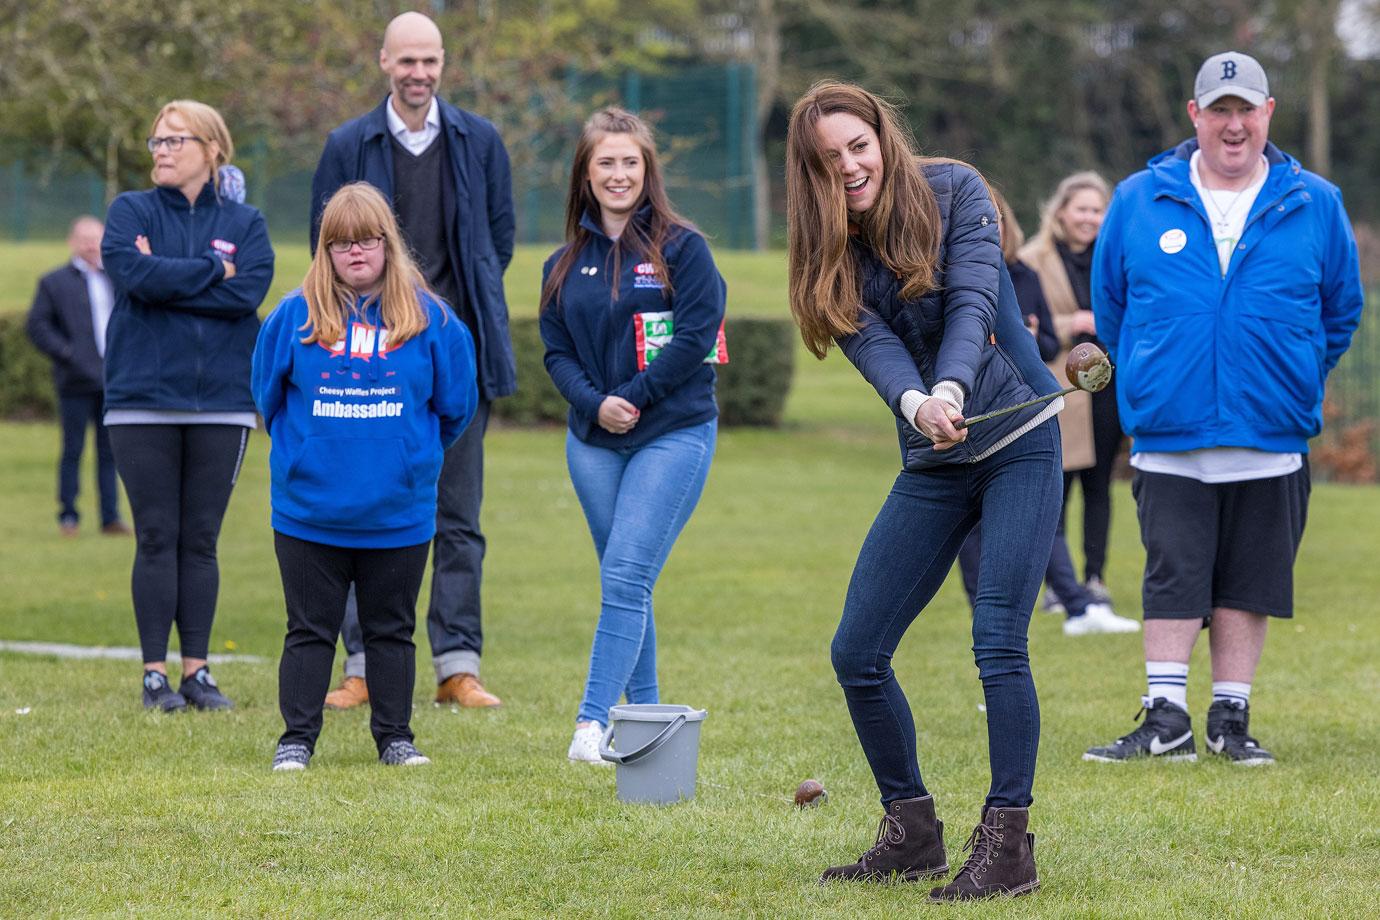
[1085,52,1363,766]
[310,10,515,709]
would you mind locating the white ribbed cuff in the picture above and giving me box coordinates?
[899,381,965,433]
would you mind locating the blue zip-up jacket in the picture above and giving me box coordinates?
[1093,140,1364,454]
[540,211,726,449]
[252,290,478,548]
[101,183,275,412]
[310,97,516,402]
[839,162,1060,470]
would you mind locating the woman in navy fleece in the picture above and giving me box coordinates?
[101,100,274,713]
[540,108,726,765]
[253,183,477,771]
[787,83,1063,901]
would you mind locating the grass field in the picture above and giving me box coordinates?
[1,243,1378,917]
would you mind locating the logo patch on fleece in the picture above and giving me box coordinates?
[210,239,238,258]
[633,262,665,289]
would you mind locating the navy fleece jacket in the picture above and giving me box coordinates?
[540,212,726,449]
[101,182,274,412]
[252,291,478,548]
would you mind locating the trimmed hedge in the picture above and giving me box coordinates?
[0,312,56,419]
[492,315,796,427]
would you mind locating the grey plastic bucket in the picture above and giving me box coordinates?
[598,703,708,804]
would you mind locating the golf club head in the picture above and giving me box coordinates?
[1065,342,1113,393]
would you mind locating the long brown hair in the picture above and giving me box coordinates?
[299,183,433,347]
[149,99,234,194]
[786,81,948,358]
[540,107,694,309]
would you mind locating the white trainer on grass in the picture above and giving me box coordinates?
[567,722,612,766]
[1063,602,1141,636]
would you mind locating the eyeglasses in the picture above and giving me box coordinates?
[327,237,384,253]
[146,135,204,153]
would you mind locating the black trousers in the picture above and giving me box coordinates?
[57,393,120,526]
[1061,381,1124,582]
[273,532,430,756]
[108,424,247,663]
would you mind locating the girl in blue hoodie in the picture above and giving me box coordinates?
[253,183,477,771]
[540,108,726,765]
[101,100,275,713]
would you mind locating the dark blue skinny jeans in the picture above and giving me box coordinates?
[831,420,1062,809]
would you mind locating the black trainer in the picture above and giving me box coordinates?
[142,670,187,711]
[1205,700,1275,766]
[179,666,234,711]
[272,743,312,772]
[1083,697,1197,762]
[379,740,431,766]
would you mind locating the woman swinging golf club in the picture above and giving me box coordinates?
[785,81,1065,902]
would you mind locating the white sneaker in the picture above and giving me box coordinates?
[567,722,612,766]
[1063,602,1141,636]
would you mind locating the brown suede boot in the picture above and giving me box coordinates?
[323,676,368,710]
[819,795,948,883]
[927,806,1039,901]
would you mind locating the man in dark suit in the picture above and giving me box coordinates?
[309,11,515,709]
[26,216,131,537]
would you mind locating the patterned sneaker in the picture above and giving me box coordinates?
[379,740,431,766]
[1083,698,1197,762]
[1040,587,1066,615]
[1063,602,1141,636]
[567,722,612,766]
[1205,701,1275,766]
[142,670,187,711]
[179,666,234,710]
[272,743,312,772]
[1084,576,1113,603]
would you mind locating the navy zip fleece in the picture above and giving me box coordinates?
[101,183,274,412]
[252,291,478,548]
[540,212,726,449]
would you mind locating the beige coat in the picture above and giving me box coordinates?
[1018,235,1094,471]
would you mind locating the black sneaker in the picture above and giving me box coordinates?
[142,670,187,711]
[379,740,431,766]
[179,666,234,711]
[1205,700,1275,766]
[272,743,312,772]
[1083,698,1197,762]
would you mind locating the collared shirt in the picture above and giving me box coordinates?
[385,95,441,157]
[72,256,114,357]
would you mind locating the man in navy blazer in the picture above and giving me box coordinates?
[26,216,131,537]
[309,11,514,709]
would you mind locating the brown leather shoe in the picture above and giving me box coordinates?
[435,673,501,708]
[323,676,369,710]
[101,521,134,536]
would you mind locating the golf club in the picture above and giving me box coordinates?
[954,342,1113,430]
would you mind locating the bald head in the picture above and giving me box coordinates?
[68,216,104,269]
[380,12,445,123]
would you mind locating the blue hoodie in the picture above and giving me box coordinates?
[540,210,726,449]
[101,182,275,412]
[1093,140,1364,454]
[252,290,478,548]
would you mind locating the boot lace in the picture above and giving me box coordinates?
[953,821,1001,882]
[863,813,906,861]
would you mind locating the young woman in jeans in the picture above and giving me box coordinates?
[252,183,477,771]
[539,108,725,765]
[101,100,275,712]
[786,82,1063,902]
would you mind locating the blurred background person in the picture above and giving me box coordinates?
[101,99,274,712]
[954,189,1138,636]
[540,108,725,765]
[1019,172,1124,608]
[255,183,477,772]
[26,216,131,538]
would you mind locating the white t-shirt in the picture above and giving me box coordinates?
[1130,151,1301,484]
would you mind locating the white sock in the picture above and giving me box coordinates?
[1145,661,1189,711]
[1212,681,1251,708]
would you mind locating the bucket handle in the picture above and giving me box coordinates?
[598,714,687,765]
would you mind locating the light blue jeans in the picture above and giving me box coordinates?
[566,419,717,726]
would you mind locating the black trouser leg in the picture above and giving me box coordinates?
[274,532,353,753]
[357,542,430,754]
[1082,384,1123,581]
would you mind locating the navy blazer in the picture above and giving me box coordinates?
[27,263,105,396]
[310,97,517,401]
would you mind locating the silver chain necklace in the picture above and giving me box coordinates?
[1202,159,1262,232]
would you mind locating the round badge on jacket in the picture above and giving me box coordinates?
[1159,228,1187,254]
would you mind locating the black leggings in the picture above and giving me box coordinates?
[108,424,248,663]
[1061,382,1124,581]
[273,532,430,756]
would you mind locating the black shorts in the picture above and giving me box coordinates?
[1132,463,1310,620]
